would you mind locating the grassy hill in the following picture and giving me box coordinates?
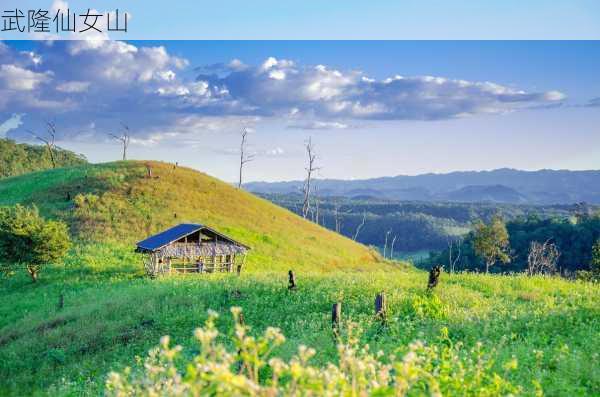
[0,161,598,396]
[0,161,381,272]
[0,138,87,179]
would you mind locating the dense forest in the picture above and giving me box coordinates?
[0,138,87,178]
[260,193,589,251]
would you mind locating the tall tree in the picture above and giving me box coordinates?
[301,137,319,219]
[473,216,510,273]
[238,127,255,188]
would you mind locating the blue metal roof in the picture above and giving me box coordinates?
[136,223,203,251]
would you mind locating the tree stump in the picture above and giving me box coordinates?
[332,302,341,340]
[428,265,442,291]
[288,270,297,290]
[375,292,387,324]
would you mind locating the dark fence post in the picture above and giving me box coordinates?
[427,265,442,291]
[236,264,242,275]
[288,270,297,290]
[57,293,64,311]
[332,302,341,340]
[375,292,387,323]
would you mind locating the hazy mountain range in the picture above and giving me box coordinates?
[244,168,600,205]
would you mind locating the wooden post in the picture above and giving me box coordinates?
[288,270,297,290]
[375,292,387,323]
[427,265,442,291]
[57,293,64,311]
[332,302,341,340]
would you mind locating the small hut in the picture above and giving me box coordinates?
[136,223,250,276]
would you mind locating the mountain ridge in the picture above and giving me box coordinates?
[244,168,600,205]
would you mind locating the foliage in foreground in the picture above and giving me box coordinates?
[106,308,522,396]
[0,204,70,282]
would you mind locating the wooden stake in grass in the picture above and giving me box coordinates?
[288,270,297,290]
[427,265,442,291]
[375,292,387,324]
[332,302,341,340]
[57,293,64,311]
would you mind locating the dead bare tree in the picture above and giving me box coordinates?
[238,127,255,188]
[390,234,398,259]
[527,240,560,276]
[27,121,58,168]
[353,211,367,241]
[313,183,321,225]
[447,235,463,273]
[383,229,392,259]
[108,123,131,161]
[301,137,319,219]
[333,200,343,233]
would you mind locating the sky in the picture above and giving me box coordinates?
[0,40,599,182]
[2,0,600,39]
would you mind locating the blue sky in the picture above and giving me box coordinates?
[2,0,600,39]
[1,40,599,182]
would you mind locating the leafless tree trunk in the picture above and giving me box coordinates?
[447,236,462,273]
[353,211,367,241]
[109,123,131,161]
[27,121,58,168]
[301,137,319,219]
[238,127,255,188]
[313,184,320,225]
[383,229,392,259]
[527,240,560,275]
[390,234,398,259]
[333,201,343,233]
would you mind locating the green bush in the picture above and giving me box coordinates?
[0,204,70,282]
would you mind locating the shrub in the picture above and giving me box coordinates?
[0,204,70,282]
[106,308,522,396]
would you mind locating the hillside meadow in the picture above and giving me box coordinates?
[0,162,599,395]
[1,249,598,395]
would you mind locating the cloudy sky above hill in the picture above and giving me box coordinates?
[1,40,599,181]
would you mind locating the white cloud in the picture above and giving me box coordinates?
[0,41,567,144]
[56,81,90,93]
[0,64,52,91]
[288,120,349,130]
[0,113,24,137]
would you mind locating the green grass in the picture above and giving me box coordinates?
[0,161,382,272]
[1,162,599,395]
[0,245,598,395]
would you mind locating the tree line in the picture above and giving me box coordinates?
[428,213,600,279]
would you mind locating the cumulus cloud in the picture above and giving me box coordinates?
[199,58,565,120]
[0,64,52,91]
[0,41,566,145]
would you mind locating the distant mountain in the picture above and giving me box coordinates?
[441,184,528,204]
[0,138,87,178]
[244,168,600,205]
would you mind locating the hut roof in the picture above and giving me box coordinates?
[136,223,250,252]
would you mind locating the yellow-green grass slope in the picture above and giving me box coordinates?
[2,162,598,396]
[0,161,382,272]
